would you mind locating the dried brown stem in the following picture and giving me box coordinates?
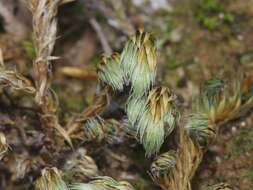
[28,0,61,105]
[26,0,72,147]
[155,126,203,190]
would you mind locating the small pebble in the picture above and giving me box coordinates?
[240,121,246,127]
[219,13,224,19]
[237,35,244,41]
[215,156,222,164]
[232,126,237,133]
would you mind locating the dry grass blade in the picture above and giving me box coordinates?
[60,66,97,80]
[0,69,36,94]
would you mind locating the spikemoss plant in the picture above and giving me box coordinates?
[1,3,252,188]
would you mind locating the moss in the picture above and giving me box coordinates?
[194,0,234,30]
[230,126,253,156]
[241,169,253,180]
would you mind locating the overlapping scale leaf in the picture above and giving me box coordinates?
[64,155,98,182]
[83,116,105,142]
[207,183,237,190]
[186,113,216,146]
[83,116,121,144]
[128,87,176,156]
[125,97,146,130]
[150,150,177,181]
[34,167,68,190]
[120,30,157,96]
[71,176,134,190]
[97,53,124,91]
[200,77,243,123]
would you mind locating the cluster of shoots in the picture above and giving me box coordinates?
[33,30,252,190]
[187,75,253,147]
[97,30,177,156]
[1,1,253,189]
[148,72,253,190]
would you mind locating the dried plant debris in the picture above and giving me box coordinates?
[64,154,99,182]
[34,167,68,190]
[28,0,61,104]
[71,176,135,190]
[0,68,36,94]
[207,183,237,190]
[120,30,157,96]
[0,132,9,159]
[0,48,36,94]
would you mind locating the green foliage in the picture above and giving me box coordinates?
[97,53,124,91]
[97,31,177,156]
[241,169,253,180]
[202,77,225,107]
[195,0,234,30]
[187,113,215,146]
[120,30,157,96]
[231,126,253,156]
[128,87,176,156]
[82,116,121,143]
[83,116,105,141]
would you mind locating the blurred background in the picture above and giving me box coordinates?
[0,0,253,189]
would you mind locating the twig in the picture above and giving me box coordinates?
[28,0,61,105]
[26,0,72,148]
[89,17,112,55]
